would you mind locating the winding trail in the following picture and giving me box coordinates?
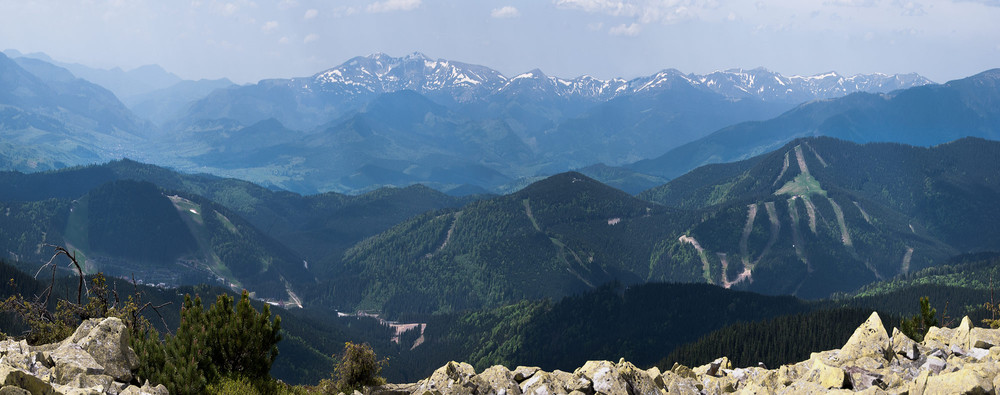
[740,204,758,267]
[853,201,873,225]
[827,197,853,247]
[679,235,713,285]
[787,197,812,273]
[804,141,829,167]
[803,197,818,234]
[902,246,914,275]
[754,202,781,265]
[794,145,810,174]
[774,151,791,186]
[720,252,753,288]
[425,211,463,259]
[523,199,541,231]
[552,237,596,288]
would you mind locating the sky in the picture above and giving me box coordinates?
[1,0,998,84]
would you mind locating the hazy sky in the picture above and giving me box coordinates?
[1,0,998,84]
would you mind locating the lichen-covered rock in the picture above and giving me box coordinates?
[75,318,138,383]
[518,371,568,395]
[382,314,1000,395]
[512,366,539,383]
[924,368,993,394]
[803,360,849,389]
[615,361,658,395]
[0,386,31,395]
[549,370,590,394]
[0,365,56,395]
[474,365,521,395]
[838,312,890,364]
[119,380,168,395]
[46,343,104,386]
[891,327,921,361]
[576,361,627,395]
[0,318,165,395]
[923,326,954,350]
[416,361,478,395]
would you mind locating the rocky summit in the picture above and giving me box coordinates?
[0,317,165,395]
[370,312,1000,394]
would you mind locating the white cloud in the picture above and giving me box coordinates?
[304,8,318,19]
[609,22,640,36]
[261,20,278,32]
[824,0,878,6]
[303,33,319,43]
[554,0,701,24]
[277,0,299,10]
[491,6,520,18]
[367,0,421,13]
[221,2,239,16]
[279,36,289,44]
[893,0,926,15]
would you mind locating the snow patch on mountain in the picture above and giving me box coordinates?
[297,53,933,105]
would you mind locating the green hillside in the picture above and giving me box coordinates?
[321,172,702,316]
[0,159,468,278]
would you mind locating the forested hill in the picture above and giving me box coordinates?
[321,137,1000,315]
[321,172,699,317]
[0,159,470,276]
[640,137,1000,251]
[636,137,1000,298]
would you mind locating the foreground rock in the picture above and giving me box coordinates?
[0,317,166,395]
[372,312,1000,394]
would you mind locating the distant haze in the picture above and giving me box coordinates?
[1,0,998,84]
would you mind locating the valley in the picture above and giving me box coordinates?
[0,47,999,391]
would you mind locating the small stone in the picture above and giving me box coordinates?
[969,347,991,360]
[0,386,31,395]
[975,340,996,350]
[920,356,947,374]
[519,371,568,395]
[513,366,540,382]
[951,344,967,356]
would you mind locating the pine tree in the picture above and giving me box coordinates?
[162,295,212,394]
[205,290,282,380]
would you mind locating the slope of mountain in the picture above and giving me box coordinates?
[643,137,1000,293]
[3,49,183,100]
[319,136,1000,315]
[0,159,469,279]
[321,171,698,316]
[0,178,311,301]
[630,70,1000,179]
[540,78,789,166]
[575,163,668,195]
[0,52,149,172]
[125,78,235,126]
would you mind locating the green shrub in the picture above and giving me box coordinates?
[135,290,282,394]
[319,341,386,394]
[900,296,938,342]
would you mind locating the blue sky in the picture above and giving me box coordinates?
[1,0,998,84]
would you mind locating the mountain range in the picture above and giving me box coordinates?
[630,69,1000,179]
[1,49,942,195]
[4,136,997,313]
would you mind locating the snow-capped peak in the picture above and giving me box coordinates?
[304,53,933,105]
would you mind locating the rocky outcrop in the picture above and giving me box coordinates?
[373,312,1000,394]
[0,317,166,395]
